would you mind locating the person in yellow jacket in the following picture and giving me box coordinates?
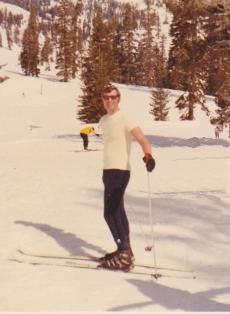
[80,126,99,150]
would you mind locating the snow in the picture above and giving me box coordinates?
[0,1,29,16]
[1,5,230,314]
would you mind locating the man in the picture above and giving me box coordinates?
[98,84,155,271]
[80,126,98,150]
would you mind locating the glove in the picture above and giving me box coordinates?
[95,133,100,137]
[143,153,155,172]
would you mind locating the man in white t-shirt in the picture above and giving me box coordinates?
[98,84,155,271]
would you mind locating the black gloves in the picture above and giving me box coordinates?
[95,133,100,137]
[143,153,155,172]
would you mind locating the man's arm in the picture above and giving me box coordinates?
[131,127,155,172]
[131,127,152,155]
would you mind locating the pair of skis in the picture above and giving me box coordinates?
[12,177,196,279]
[12,249,196,279]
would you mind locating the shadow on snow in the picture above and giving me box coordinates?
[14,220,104,256]
[109,279,230,311]
[147,135,230,148]
[54,133,230,148]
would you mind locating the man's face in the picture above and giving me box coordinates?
[102,90,120,114]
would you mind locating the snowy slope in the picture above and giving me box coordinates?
[1,3,230,312]
[0,1,29,15]
[0,2,28,53]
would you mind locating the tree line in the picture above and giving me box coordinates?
[1,0,229,130]
[0,8,23,49]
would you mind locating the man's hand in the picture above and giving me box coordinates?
[143,153,155,172]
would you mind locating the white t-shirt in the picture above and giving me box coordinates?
[99,110,138,170]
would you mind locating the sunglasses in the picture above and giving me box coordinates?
[103,95,118,100]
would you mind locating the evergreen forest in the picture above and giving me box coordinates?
[0,0,229,128]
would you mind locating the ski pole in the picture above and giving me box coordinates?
[145,172,160,279]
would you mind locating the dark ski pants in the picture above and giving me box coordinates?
[80,133,88,150]
[103,169,130,250]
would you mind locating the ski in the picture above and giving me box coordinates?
[11,254,196,280]
[18,249,194,274]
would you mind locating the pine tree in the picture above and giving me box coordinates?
[211,79,230,137]
[14,25,20,46]
[70,0,83,79]
[20,28,30,75]
[106,14,122,83]
[117,3,138,85]
[0,31,2,47]
[0,10,3,25]
[211,101,230,138]
[78,6,112,123]
[168,0,209,120]
[20,5,40,77]
[40,35,52,70]
[203,3,230,95]
[150,87,169,121]
[155,34,167,88]
[6,27,13,50]
[55,0,76,82]
[136,1,159,87]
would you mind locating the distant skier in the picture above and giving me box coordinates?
[80,126,99,150]
[214,125,222,139]
[98,83,155,271]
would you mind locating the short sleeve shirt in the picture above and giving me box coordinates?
[99,110,138,170]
